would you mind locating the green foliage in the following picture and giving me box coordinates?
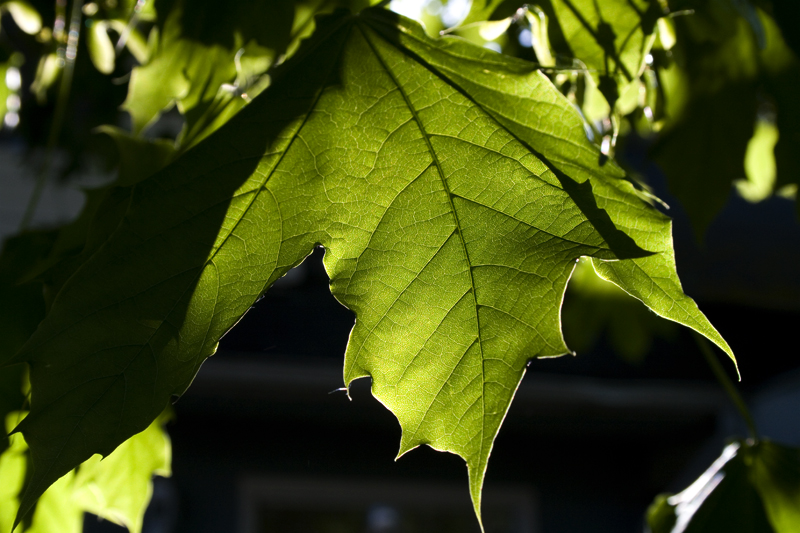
[124,0,374,146]
[5,6,733,526]
[465,0,800,236]
[463,0,661,123]
[0,2,42,36]
[562,258,676,363]
[0,410,171,533]
[652,1,800,237]
[647,440,800,533]
[0,0,798,531]
[70,410,171,533]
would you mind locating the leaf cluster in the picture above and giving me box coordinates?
[0,1,797,532]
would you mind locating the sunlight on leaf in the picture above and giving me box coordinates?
[87,21,116,75]
[2,1,42,35]
[562,258,675,364]
[8,8,732,527]
[0,414,27,533]
[737,120,779,203]
[72,412,172,533]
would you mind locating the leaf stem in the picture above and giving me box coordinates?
[693,332,758,440]
[19,0,84,231]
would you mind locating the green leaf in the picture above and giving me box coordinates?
[545,0,659,110]
[562,257,675,363]
[97,126,177,187]
[23,469,83,533]
[647,440,800,533]
[87,21,116,75]
[738,119,779,202]
[1,1,42,35]
[124,0,373,146]
[0,413,27,533]
[1,407,171,533]
[464,0,660,116]
[749,441,800,532]
[653,3,800,236]
[462,0,505,25]
[0,62,9,119]
[10,8,732,526]
[72,412,172,533]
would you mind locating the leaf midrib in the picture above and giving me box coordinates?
[357,23,488,454]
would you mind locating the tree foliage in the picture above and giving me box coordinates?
[0,0,797,531]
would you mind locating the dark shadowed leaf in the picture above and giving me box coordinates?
[653,4,800,237]
[647,440,800,533]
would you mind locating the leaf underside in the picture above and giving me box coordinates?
[9,8,733,525]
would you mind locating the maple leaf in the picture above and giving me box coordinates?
[6,8,732,526]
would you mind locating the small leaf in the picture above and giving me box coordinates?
[3,1,42,35]
[87,20,116,75]
[477,17,512,41]
[29,54,61,105]
[737,119,779,202]
[657,17,675,50]
[524,8,554,67]
[72,412,172,533]
[123,25,191,134]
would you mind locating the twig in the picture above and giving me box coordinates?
[693,332,758,440]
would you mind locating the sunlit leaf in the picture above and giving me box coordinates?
[0,413,27,533]
[462,0,505,25]
[72,413,172,533]
[477,16,512,41]
[1,406,171,533]
[87,21,116,75]
[546,0,659,111]
[737,120,779,202]
[562,258,675,364]
[24,470,83,533]
[124,0,372,144]
[2,1,42,35]
[8,8,731,526]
